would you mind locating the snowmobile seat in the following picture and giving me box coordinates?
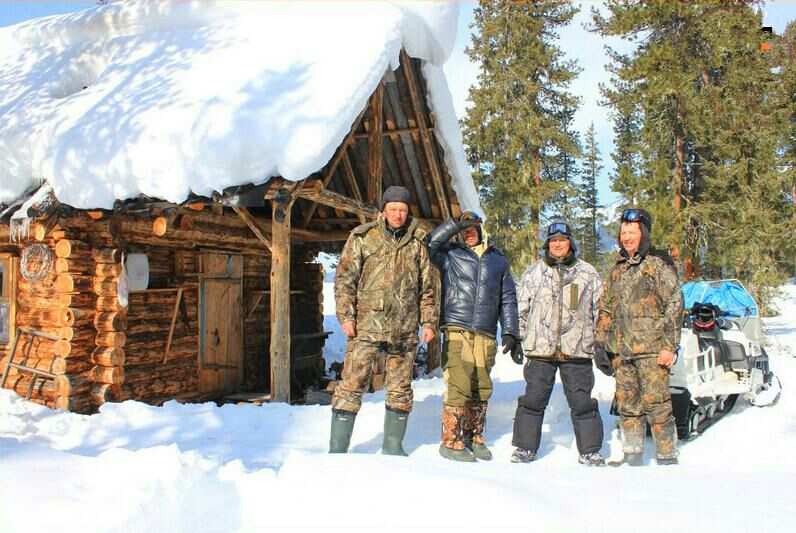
[696,336,728,370]
[722,339,749,372]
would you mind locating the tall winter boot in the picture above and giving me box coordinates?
[329,409,356,454]
[620,416,646,466]
[651,416,679,465]
[382,407,409,456]
[439,405,476,462]
[465,400,493,461]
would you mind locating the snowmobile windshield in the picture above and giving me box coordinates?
[681,280,759,317]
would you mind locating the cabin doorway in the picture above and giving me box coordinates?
[198,252,243,395]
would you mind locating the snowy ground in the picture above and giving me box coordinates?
[2,286,795,532]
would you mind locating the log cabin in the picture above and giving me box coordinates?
[0,3,480,413]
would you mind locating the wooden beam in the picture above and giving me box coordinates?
[368,82,384,207]
[400,50,451,220]
[342,153,367,223]
[353,126,433,139]
[295,181,379,221]
[302,108,368,228]
[232,206,272,252]
[270,187,296,403]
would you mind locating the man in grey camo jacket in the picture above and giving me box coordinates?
[510,219,606,466]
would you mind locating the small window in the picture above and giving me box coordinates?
[0,255,14,345]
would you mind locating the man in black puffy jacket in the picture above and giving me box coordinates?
[428,212,520,462]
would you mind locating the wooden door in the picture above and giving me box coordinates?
[199,253,243,395]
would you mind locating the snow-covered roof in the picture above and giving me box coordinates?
[0,0,479,213]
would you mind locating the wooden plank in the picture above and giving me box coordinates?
[163,288,183,363]
[399,50,451,220]
[226,278,243,392]
[246,292,265,320]
[342,154,367,223]
[383,92,422,217]
[270,188,295,403]
[353,126,433,138]
[232,206,272,252]
[385,80,433,217]
[367,82,384,206]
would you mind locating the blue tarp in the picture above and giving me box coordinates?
[681,280,759,317]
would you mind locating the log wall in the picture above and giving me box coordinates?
[2,211,328,413]
[1,228,98,412]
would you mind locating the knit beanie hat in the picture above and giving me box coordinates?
[381,186,411,209]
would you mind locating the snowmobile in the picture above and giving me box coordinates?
[669,280,782,440]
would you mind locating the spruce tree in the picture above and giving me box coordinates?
[574,122,602,265]
[594,1,794,309]
[774,21,796,278]
[463,0,581,271]
[545,105,581,227]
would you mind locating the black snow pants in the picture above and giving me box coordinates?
[512,358,604,455]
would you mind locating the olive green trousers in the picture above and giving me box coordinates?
[442,328,497,407]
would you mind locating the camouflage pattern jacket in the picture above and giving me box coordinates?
[335,215,437,344]
[518,257,602,359]
[596,252,683,359]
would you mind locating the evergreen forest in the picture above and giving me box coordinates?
[462,0,796,311]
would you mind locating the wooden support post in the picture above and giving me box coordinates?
[270,187,296,403]
[368,82,384,207]
[400,50,451,220]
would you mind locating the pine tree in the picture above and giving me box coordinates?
[574,122,602,265]
[545,104,581,226]
[594,1,794,309]
[774,21,796,278]
[603,55,643,209]
[593,1,715,265]
[463,0,581,271]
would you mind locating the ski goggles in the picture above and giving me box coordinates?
[546,222,571,238]
[621,208,651,228]
[459,211,481,224]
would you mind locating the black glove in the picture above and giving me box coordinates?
[502,335,524,365]
[511,344,524,365]
[501,334,516,354]
[593,344,614,377]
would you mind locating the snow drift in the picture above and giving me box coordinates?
[1,284,795,533]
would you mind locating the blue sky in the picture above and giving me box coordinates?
[2,1,795,206]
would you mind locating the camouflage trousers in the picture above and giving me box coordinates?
[612,355,678,459]
[331,338,416,414]
[442,329,497,407]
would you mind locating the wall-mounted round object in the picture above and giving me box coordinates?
[20,243,53,282]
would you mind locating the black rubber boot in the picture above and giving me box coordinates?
[382,407,409,456]
[329,409,356,453]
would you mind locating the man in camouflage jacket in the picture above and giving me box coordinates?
[595,208,683,466]
[329,185,437,456]
[510,219,606,466]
